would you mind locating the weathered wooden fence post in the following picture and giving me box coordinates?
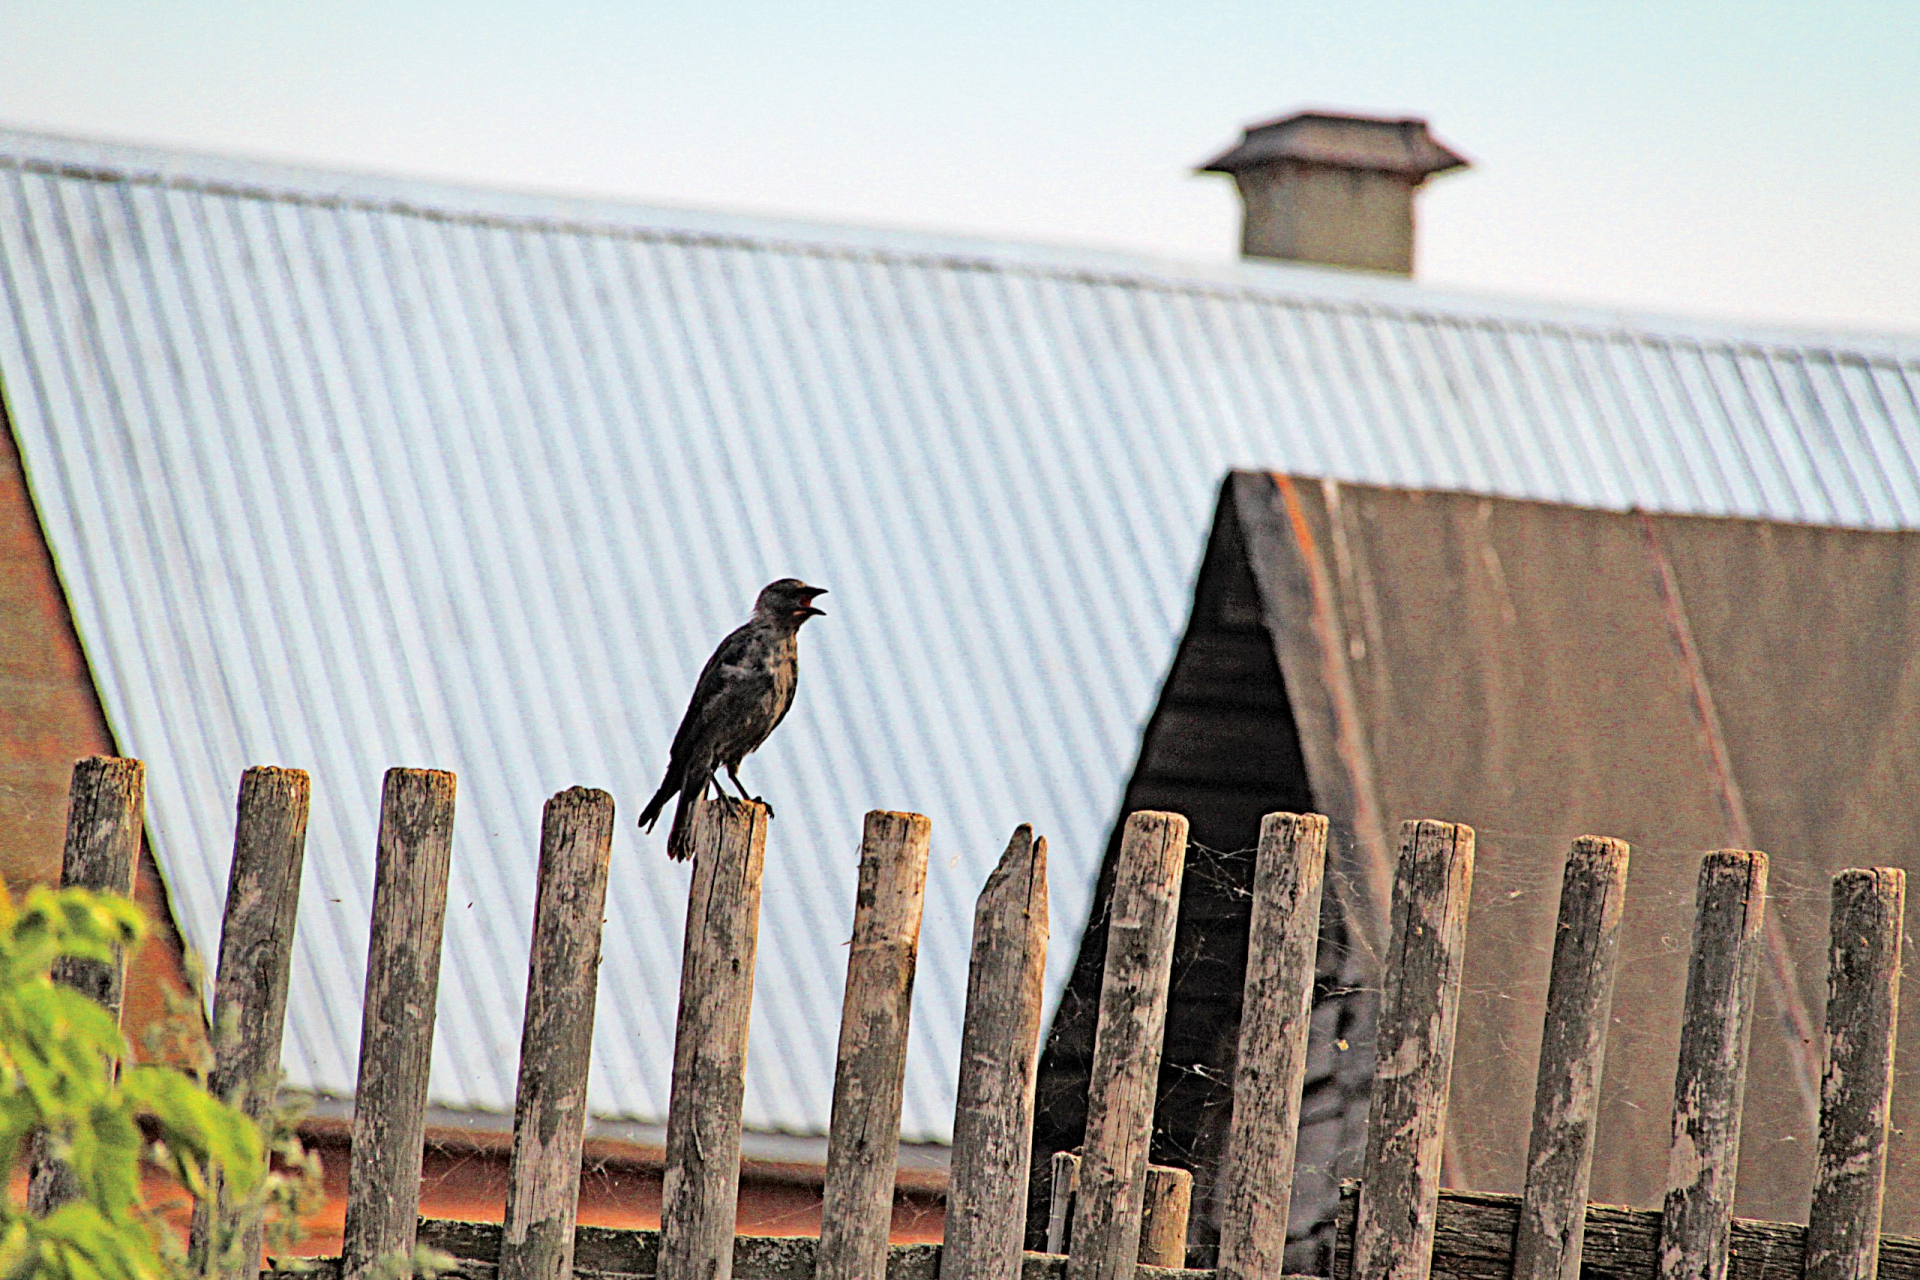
[1138,1166,1194,1269]
[1805,867,1904,1280]
[28,755,145,1215]
[1351,820,1475,1280]
[189,766,311,1278]
[1042,1151,1193,1267]
[944,826,1050,1280]
[816,811,933,1280]
[500,788,617,1280]
[1216,812,1329,1280]
[660,798,770,1280]
[1655,849,1768,1280]
[341,768,458,1280]
[1048,1151,1082,1256]
[1511,836,1630,1280]
[1066,810,1188,1280]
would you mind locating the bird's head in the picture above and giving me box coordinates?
[756,578,828,627]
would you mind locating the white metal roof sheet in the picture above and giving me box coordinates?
[2,129,1917,1142]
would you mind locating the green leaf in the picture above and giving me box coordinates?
[0,882,280,1280]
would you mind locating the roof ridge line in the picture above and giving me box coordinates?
[3,130,1917,367]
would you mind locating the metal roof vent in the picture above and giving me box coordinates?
[1200,110,1469,275]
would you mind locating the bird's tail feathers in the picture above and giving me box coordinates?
[666,785,701,862]
[638,776,675,832]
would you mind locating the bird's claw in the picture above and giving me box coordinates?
[754,796,776,818]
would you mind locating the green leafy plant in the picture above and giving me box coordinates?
[142,964,325,1278]
[0,883,264,1280]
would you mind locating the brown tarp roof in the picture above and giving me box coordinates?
[1233,470,1920,1228]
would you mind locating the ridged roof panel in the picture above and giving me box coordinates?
[2,130,1916,1141]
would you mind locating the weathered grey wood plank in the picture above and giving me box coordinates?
[415,1220,1222,1280]
[817,811,933,1280]
[1067,811,1189,1280]
[189,766,311,1277]
[660,798,770,1280]
[1512,836,1630,1280]
[501,787,617,1280]
[1351,820,1475,1280]
[28,755,145,1215]
[1216,813,1328,1280]
[1806,867,1904,1280]
[1657,850,1768,1280]
[946,826,1050,1280]
[342,768,459,1280]
[1332,1185,1920,1280]
[418,1194,1920,1280]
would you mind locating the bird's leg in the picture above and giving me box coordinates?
[727,764,774,818]
[699,772,730,814]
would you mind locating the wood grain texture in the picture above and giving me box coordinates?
[415,1218,1223,1280]
[28,755,144,1215]
[1067,811,1188,1280]
[414,1200,1920,1280]
[500,787,617,1280]
[1216,813,1328,1280]
[1139,1166,1194,1269]
[1332,1185,1920,1280]
[1049,1151,1083,1256]
[946,826,1050,1280]
[817,811,933,1280]
[341,768,458,1280]
[189,766,311,1276]
[1512,837,1631,1280]
[660,798,770,1280]
[1806,868,1904,1280]
[1351,820,1475,1280]
[1658,850,1768,1280]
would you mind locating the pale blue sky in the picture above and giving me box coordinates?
[3,1,1916,333]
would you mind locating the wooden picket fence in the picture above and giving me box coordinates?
[31,757,1918,1280]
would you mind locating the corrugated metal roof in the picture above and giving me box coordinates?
[1,128,1916,1143]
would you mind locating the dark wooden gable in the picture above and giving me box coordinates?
[1029,482,1332,1261]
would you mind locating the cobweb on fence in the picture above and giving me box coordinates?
[1028,820,1859,1276]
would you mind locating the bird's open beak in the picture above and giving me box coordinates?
[799,586,827,617]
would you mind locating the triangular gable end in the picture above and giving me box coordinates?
[1036,471,1920,1270]
[1030,475,1376,1272]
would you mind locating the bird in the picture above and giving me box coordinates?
[638,578,827,860]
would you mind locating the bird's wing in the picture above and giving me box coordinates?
[763,663,800,738]
[661,621,762,772]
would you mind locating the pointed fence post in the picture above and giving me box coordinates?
[500,788,617,1280]
[1655,850,1768,1280]
[341,768,458,1280]
[28,755,145,1215]
[1066,811,1188,1280]
[1216,813,1328,1280]
[660,798,770,1280]
[189,767,311,1278]
[816,811,933,1280]
[1805,868,1904,1280]
[1351,820,1475,1280]
[944,826,1050,1280]
[1511,836,1630,1280]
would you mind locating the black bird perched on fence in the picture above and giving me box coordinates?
[639,578,827,860]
